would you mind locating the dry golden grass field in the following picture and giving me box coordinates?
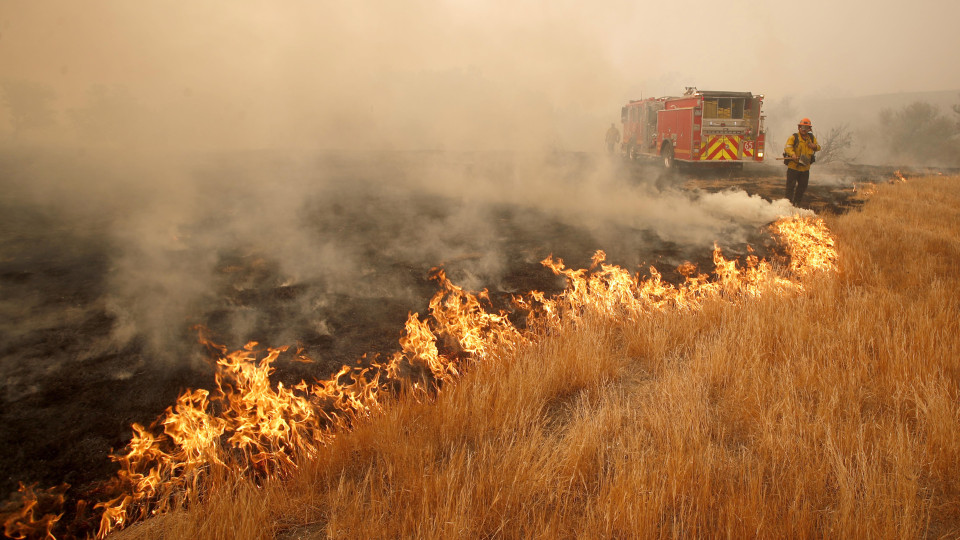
[34,174,960,539]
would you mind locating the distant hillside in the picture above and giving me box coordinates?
[800,89,960,129]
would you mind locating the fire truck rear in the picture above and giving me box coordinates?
[620,87,765,168]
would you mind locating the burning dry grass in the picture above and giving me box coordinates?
[98,176,958,538]
[14,176,960,539]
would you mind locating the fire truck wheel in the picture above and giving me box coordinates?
[662,144,675,169]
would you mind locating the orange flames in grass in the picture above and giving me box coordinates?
[1,483,67,540]
[93,269,527,538]
[531,216,836,326]
[771,217,837,278]
[1,216,837,539]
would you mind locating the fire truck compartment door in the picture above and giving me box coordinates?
[658,108,694,157]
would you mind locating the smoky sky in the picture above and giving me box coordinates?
[2,0,960,152]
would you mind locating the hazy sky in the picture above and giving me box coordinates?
[1,0,958,150]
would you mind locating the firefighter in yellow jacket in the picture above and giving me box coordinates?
[783,118,820,206]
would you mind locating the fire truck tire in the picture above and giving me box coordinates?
[662,144,675,169]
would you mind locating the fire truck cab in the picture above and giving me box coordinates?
[620,87,765,168]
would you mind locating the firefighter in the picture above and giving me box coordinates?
[783,118,820,206]
[605,123,621,155]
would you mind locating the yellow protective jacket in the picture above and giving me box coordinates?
[784,132,820,172]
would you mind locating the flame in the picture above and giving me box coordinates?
[771,216,838,278]
[1,216,838,538]
[94,342,376,536]
[534,218,825,325]
[92,268,529,537]
[1,483,66,540]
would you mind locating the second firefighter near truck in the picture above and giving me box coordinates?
[782,118,820,207]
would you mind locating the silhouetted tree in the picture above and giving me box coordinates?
[880,101,959,166]
[953,94,960,130]
[816,124,855,164]
[0,80,58,140]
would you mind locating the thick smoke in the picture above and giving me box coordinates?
[0,2,635,153]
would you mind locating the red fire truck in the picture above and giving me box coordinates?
[620,87,766,168]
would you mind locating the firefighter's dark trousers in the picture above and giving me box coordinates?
[786,168,810,206]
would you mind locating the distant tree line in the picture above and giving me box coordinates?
[879,98,960,167]
[814,96,960,168]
